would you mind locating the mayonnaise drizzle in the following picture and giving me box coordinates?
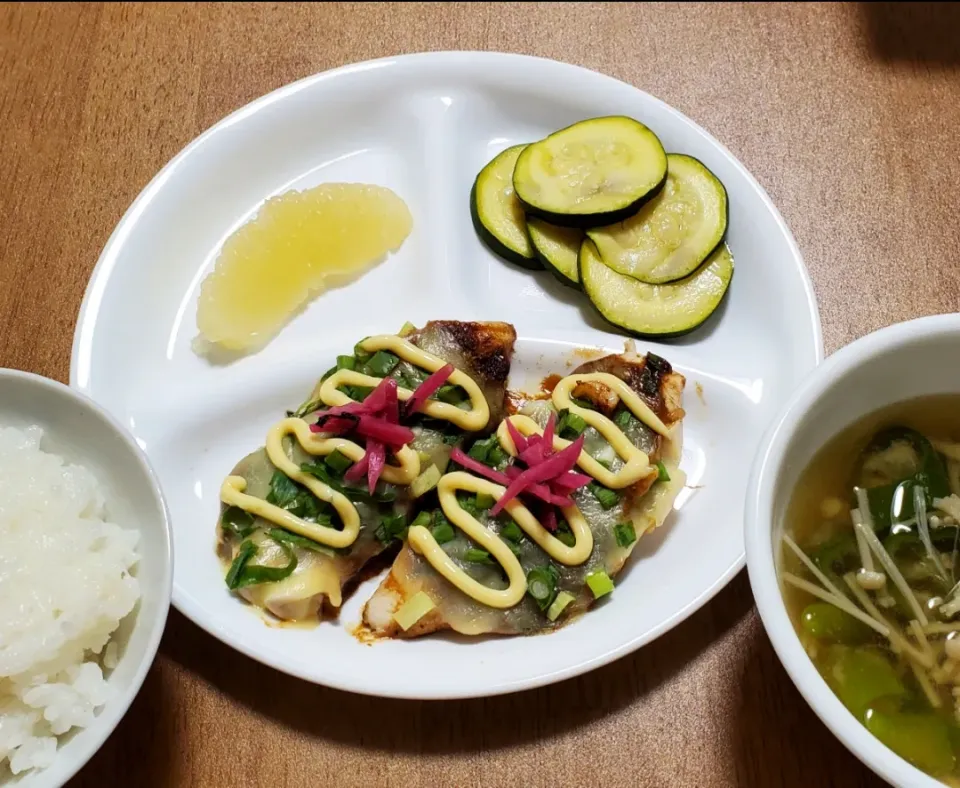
[413,370,673,606]
[408,471,593,608]
[318,335,489,432]
[220,335,487,549]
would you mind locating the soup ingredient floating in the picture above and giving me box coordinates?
[195,183,413,355]
[470,118,733,339]
[0,425,140,777]
[781,412,960,782]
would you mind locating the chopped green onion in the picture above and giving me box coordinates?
[547,590,576,622]
[467,435,497,463]
[431,519,455,545]
[324,449,354,474]
[475,492,496,511]
[457,491,478,517]
[614,408,634,430]
[487,445,507,469]
[336,354,356,371]
[342,385,374,402]
[614,521,637,547]
[527,564,560,610]
[227,536,298,589]
[437,384,468,405]
[554,521,576,547]
[398,321,417,337]
[266,470,300,508]
[571,396,595,411]
[268,528,335,556]
[558,409,588,439]
[410,511,433,529]
[320,366,337,382]
[225,540,256,589]
[301,462,396,504]
[375,513,408,543]
[363,350,400,377]
[500,519,524,543]
[586,570,615,599]
[506,541,522,557]
[410,464,441,498]
[353,338,372,362]
[656,461,671,482]
[393,591,435,631]
[221,506,255,538]
[464,548,495,565]
[290,397,324,418]
[589,481,620,510]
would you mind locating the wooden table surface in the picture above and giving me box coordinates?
[4,2,960,785]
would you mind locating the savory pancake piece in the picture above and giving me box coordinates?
[216,321,517,622]
[362,348,687,638]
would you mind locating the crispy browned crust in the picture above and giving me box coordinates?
[410,320,516,388]
[572,351,686,427]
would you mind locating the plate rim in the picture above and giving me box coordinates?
[69,50,824,699]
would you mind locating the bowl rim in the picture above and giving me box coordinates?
[745,312,960,788]
[0,368,173,787]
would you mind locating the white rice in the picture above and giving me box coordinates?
[0,425,140,776]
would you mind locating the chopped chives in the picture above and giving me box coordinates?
[324,449,353,474]
[364,350,400,377]
[410,511,433,529]
[475,492,496,511]
[464,548,495,565]
[656,461,671,482]
[558,409,588,439]
[614,408,634,430]
[614,521,637,547]
[431,520,455,544]
[527,564,560,610]
[589,481,620,510]
[500,519,524,543]
[586,570,615,599]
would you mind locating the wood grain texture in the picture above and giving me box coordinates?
[2,2,959,785]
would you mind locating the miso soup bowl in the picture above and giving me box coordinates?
[745,313,960,788]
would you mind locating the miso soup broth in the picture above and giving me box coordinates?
[781,395,960,784]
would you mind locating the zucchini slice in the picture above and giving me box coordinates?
[470,144,539,269]
[587,154,727,284]
[513,116,667,227]
[579,239,734,338]
[527,218,582,289]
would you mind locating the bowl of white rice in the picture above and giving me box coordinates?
[0,369,171,787]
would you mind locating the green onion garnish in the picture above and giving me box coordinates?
[290,397,324,418]
[571,396,595,411]
[324,449,354,474]
[437,384,468,405]
[225,540,256,589]
[586,570,614,599]
[266,470,300,508]
[363,350,400,377]
[410,511,433,529]
[320,366,337,382]
[226,536,298,589]
[431,519,455,545]
[547,591,576,622]
[614,521,637,547]
[558,409,588,439]
[589,481,620,510]
[457,491,478,516]
[467,435,497,463]
[221,506,255,538]
[656,461,671,482]
[526,564,560,610]
[342,385,374,402]
[336,355,356,371]
[614,408,634,430]
[486,445,507,469]
[375,513,408,544]
[475,492,496,511]
[464,548,494,565]
[353,339,372,362]
[500,519,524,543]
[268,528,335,556]
[554,521,576,547]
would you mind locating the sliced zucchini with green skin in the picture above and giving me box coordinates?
[587,154,728,284]
[470,144,540,270]
[513,116,667,227]
[527,218,582,289]
[579,239,734,338]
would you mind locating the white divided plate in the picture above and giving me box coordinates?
[70,52,821,699]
